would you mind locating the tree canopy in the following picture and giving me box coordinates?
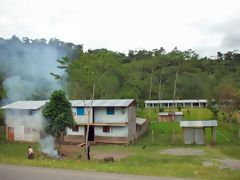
[42,89,75,143]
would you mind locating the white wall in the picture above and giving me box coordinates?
[66,126,84,136]
[72,107,93,124]
[12,126,40,142]
[95,126,128,137]
[94,107,128,123]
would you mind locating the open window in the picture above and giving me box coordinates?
[72,125,79,132]
[103,126,111,133]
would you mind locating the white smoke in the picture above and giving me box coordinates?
[5,108,60,158]
[39,136,59,158]
[0,37,71,158]
[5,109,45,129]
[0,38,65,103]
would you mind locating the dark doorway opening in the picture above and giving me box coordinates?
[85,125,94,141]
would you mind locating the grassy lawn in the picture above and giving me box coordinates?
[0,108,240,180]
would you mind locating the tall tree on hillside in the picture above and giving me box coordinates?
[218,84,240,124]
[42,90,75,144]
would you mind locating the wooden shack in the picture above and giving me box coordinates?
[180,120,217,145]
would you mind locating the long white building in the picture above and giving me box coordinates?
[145,99,208,108]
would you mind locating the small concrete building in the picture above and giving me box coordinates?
[145,99,207,108]
[158,112,183,122]
[180,120,218,145]
[1,100,47,142]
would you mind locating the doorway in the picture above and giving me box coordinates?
[8,127,14,141]
[85,125,94,141]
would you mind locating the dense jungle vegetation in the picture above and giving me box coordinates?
[0,36,240,106]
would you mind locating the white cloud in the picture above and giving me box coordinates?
[0,0,240,56]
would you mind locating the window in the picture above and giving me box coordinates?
[72,125,79,132]
[103,126,110,133]
[77,107,84,115]
[106,107,114,115]
[24,128,32,134]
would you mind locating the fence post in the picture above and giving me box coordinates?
[151,130,154,143]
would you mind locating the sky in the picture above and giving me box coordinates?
[0,0,240,57]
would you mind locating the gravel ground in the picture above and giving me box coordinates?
[160,148,205,156]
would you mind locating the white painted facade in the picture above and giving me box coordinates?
[94,107,128,123]
[71,107,93,124]
[2,99,137,143]
[66,126,84,136]
[12,126,40,142]
[67,107,131,138]
[145,99,208,108]
[94,126,128,137]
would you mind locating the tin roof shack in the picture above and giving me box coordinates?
[158,112,183,122]
[136,117,149,138]
[1,101,47,142]
[65,99,138,144]
[180,120,218,145]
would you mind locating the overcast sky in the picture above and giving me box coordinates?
[0,0,240,56]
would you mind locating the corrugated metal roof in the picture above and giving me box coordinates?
[175,112,183,115]
[145,99,207,103]
[159,112,183,116]
[136,117,147,125]
[1,99,135,110]
[70,99,135,107]
[180,120,217,127]
[1,100,48,110]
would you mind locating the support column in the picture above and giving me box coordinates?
[199,103,201,107]
[191,103,193,107]
[203,127,205,144]
[211,127,216,145]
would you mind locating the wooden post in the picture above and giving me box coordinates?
[151,130,154,143]
[239,128,240,139]
[149,67,153,99]
[203,127,205,145]
[211,127,216,145]
[172,129,175,144]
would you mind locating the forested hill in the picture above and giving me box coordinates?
[0,36,240,104]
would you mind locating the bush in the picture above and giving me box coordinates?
[177,105,182,111]
[159,107,164,112]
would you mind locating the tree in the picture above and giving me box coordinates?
[217,84,239,124]
[42,90,75,144]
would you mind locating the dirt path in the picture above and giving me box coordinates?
[160,148,205,156]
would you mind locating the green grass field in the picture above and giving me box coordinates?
[0,108,240,180]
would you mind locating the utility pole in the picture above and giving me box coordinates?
[173,65,179,108]
[158,71,163,100]
[85,83,95,160]
[149,67,153,99]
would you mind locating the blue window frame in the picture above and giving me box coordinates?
[77,107,84,115]
[106,107,115,115]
